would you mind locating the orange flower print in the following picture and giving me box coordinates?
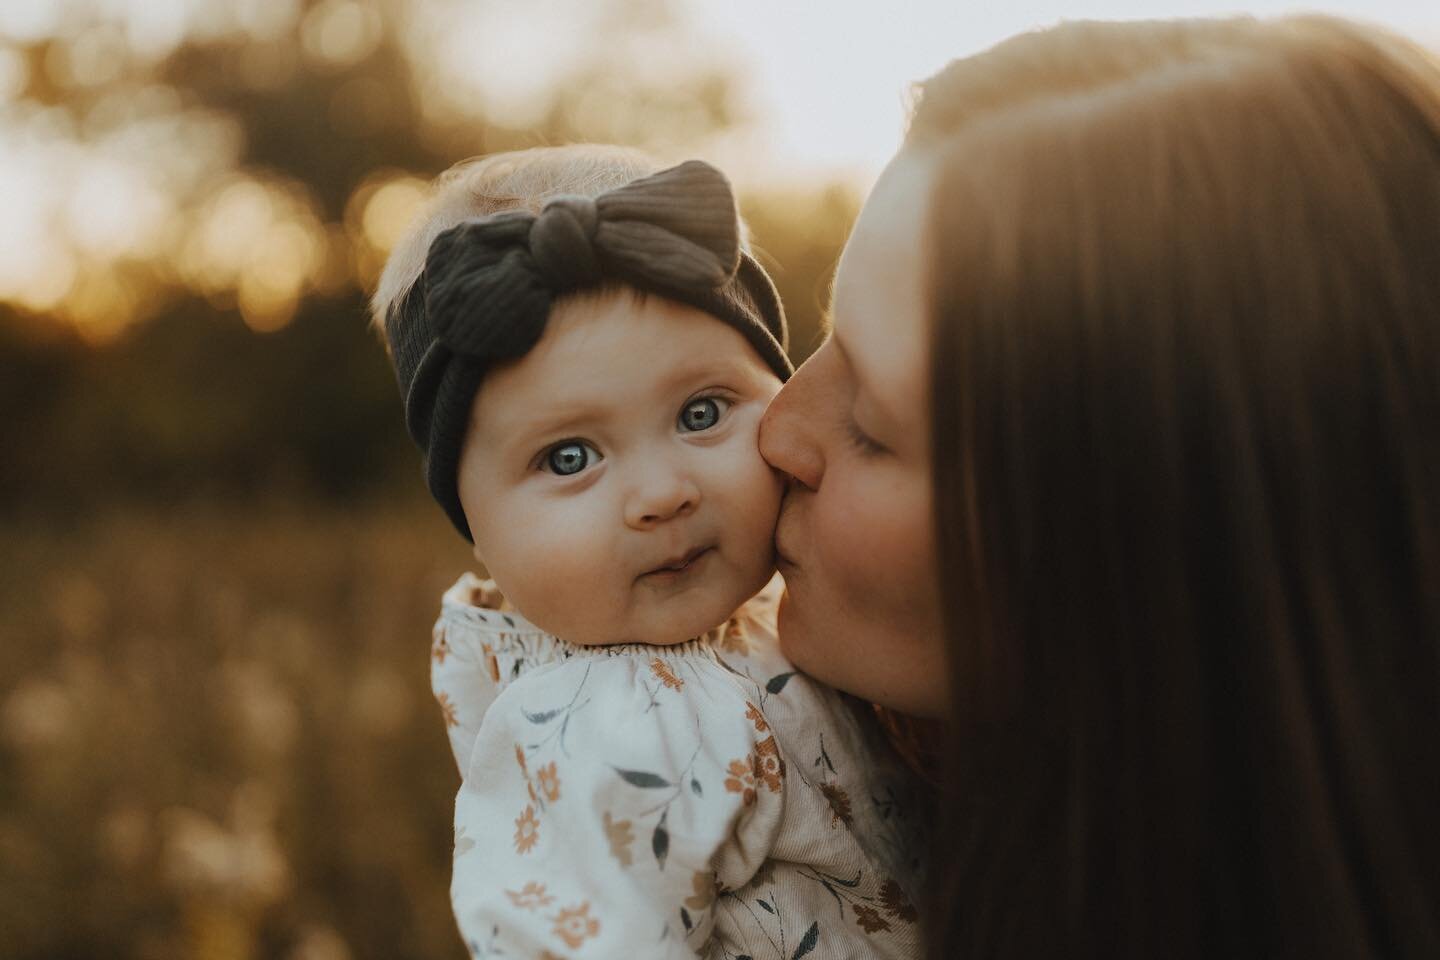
[684,871,716,911]
[879,878,919,922]
[550,902,600,949]
[436,691,458,727]
[537,761,561,803]
[744,701,769,732]
[716,615,752,654]
[725,757,758,806]
[753,736,784,793]
[470,580,506,609]
[820,782,854,827]
[514,805,540,854]
[538,953,566,960]
[432,632,449,665]
[650,658,684,691]
[602,812,634,867]
[483,643,500,683]
[853,903,891,933]
[506,881,556,910]
[514,744,529,778]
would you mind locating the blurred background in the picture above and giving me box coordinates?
[1,1,1435,958]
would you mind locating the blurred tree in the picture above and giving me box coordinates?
[0,0,854,525]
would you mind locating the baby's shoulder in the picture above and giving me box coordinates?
[433,573,574,687]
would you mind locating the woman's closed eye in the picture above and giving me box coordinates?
[539,440,602,476]
[678,395,732,432]
[846,415,888,457]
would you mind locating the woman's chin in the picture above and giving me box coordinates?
[775,582,822,682]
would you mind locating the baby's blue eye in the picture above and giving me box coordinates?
[544,441,599,476]
[679,397,728,432]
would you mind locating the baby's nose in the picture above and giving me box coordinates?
[625,469,701,529]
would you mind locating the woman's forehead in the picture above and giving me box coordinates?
[832,152,934,417]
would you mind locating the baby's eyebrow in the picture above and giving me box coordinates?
[490,353,763,453]
[656,355,751,393]
[501,404,609,445]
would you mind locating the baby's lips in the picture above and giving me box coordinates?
[641,544,714,576]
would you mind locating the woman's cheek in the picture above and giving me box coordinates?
[825,466,935,622]
[823,471,894,579]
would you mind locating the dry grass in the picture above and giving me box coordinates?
[0,494,479,960]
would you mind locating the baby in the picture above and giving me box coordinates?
[373,145,923,959]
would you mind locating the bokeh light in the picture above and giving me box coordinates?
[300,0,383,69]
[346,170,429,288]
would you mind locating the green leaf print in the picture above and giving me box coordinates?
[765,672,795,694]
[653,811,670,869]
[616,768,672,789]
[791,922,820,959]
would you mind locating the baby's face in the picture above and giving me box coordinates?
[456,289,785,645]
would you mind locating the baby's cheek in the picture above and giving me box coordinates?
[484,514,620,641]
[715,435,784,552]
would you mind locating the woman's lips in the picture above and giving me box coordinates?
[773,527,799,570]
[773,503,801,571]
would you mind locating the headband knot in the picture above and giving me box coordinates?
[531,195,601,289]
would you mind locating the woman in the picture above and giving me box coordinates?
[760,16,1440,959]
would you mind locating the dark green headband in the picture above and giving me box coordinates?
[384,160,792,542]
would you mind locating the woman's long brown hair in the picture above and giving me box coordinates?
[914,17,1440,958]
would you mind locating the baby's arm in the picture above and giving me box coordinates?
[448,653,784,958]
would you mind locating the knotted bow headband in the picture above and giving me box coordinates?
[383,160,793,542]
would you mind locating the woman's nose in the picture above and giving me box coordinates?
[624,465,701,529]
[759,366,825,491]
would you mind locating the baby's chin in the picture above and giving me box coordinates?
[573,572,774,646]
[586,601,734,647]
[650,563,774,643]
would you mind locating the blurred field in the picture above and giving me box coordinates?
[0,493,478,960]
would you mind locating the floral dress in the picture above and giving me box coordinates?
[431,573,927,960]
